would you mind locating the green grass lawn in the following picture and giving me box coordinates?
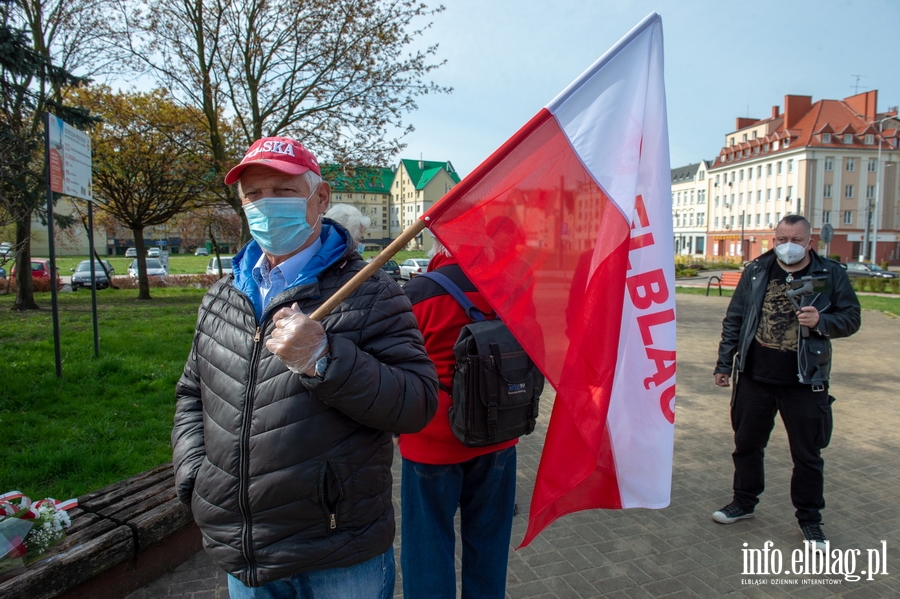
[0,288,205,499]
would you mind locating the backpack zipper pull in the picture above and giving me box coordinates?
[329,513,336,530]
[254,327,261,343]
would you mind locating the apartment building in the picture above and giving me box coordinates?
[389,159,461,251]
[328,166,395,249]
[671,161,711,256]
[707,91,900,263]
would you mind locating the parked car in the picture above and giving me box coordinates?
[147,247,161,258]
[194,247,209,256]
[70,260,114,290]
[11,258,61,289]
[125,247,138,258]
[842,262,898,279]
[0,266,6,279]
[206,256,234,276]
[128,258,168,279]
[366,258,402,281]
[399,258,430,280]
[0,242,12,258]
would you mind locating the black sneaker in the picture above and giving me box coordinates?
[800,523,827,552]
[712,502,754,524]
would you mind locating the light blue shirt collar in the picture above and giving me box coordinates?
[252,238,323,310]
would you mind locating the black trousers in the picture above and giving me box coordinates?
[730,375,834,525]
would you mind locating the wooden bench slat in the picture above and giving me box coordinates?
[95,479,176,522]
[130,497,194,552]
[0,526,134,599]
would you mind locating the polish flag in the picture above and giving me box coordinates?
[421,13,675,546]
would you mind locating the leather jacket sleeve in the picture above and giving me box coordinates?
[715,269,751,375]
[813,264,861,339]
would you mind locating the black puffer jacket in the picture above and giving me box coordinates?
[172,234,438,587]
[715,249,860,387]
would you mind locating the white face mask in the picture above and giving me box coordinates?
[774,241,808,265]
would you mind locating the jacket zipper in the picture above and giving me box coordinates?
[238,324,264,586]
[319,461,344,533]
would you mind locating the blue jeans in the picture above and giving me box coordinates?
[401,446,516,599]
[226,549,395,599]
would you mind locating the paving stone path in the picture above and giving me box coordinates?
[127,294,900,598]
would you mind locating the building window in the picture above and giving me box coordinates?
[844,211,853,225]
[739,169,744,181]
[715,174,720,185]
[846,158,855,171]
[757,165,762,178]
[824,158,833,171]
[730,216,735,227]
[730,194,735,205]
[689,214,694,226]
[739,193,743,204]
[757,191,762,202]
[868,158,877,172]
[777,188,783,199]
[730,137,735,146]
[824,184,832,198]
[867,185,875,199]
[767,164,772,176]
[767,189,772,201]
[865,134,874,145]
[731,171,735,182]
[787,186,793,199]
[784,139,790,148]
[823,211,830,224]
[742,133,747,142]
[845,184,854,198]
[715,216,719,227]
[698,213,705,226]
[676,192,681,205]
[822,133,832,143]
[690,190,695,204]
[756,214,761,226]
[773,141,780,151]
[788,160,794,173]
[715,196,720,206]
[699,171,705,180]
[843,134,853,144]
[777,161,783,174]
[699,190,706,204]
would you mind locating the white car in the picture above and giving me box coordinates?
[128,258,168,279]
[147,247,161,258]
[206,256,234,276]
[399,258,430,280]
[125,247,138,258]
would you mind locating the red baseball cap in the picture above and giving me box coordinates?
[224,137,321,185]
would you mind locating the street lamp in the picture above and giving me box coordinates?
[871,115,898,265]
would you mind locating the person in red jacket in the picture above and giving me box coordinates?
[398,239,517,599]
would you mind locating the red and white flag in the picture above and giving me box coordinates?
[421,13,675,546]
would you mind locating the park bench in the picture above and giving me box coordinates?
[706,270,743,296]
[0,464,200,599]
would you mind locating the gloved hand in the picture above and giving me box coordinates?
[266,303,329,376]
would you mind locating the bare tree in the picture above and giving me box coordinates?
[112,0,450,244]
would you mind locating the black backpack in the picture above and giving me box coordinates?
[418,271,543,447]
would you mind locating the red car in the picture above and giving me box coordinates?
[11,258,62,289]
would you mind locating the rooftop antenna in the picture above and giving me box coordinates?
[851,74,866,95]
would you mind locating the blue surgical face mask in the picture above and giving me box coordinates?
[357,242,365,254]
[243,196,319,256]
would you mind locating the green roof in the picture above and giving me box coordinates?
[400,159,461,189]
[322,165,394,194]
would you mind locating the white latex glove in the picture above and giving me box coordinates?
[266,303,329,376]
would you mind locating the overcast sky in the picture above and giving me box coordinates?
[398,0,900,177]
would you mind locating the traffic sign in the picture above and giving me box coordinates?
[821,224,834,243]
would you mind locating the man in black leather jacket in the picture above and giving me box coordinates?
[712,215,860,552]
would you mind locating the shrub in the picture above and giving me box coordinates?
[851,278,867,292]
[890,279,900,294]
[870,279,888,293]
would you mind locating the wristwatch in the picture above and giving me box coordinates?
[314,353,332,380]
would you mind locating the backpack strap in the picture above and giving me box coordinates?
[417,271,487,322]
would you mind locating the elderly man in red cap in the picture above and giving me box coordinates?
[172,137,438,598]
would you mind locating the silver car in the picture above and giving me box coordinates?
[128,258,168,279]
[206,256,234,276]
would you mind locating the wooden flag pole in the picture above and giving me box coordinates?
[310,219,428,321]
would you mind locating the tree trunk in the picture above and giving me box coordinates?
[132,227,152,300]
[12,217,39,311]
